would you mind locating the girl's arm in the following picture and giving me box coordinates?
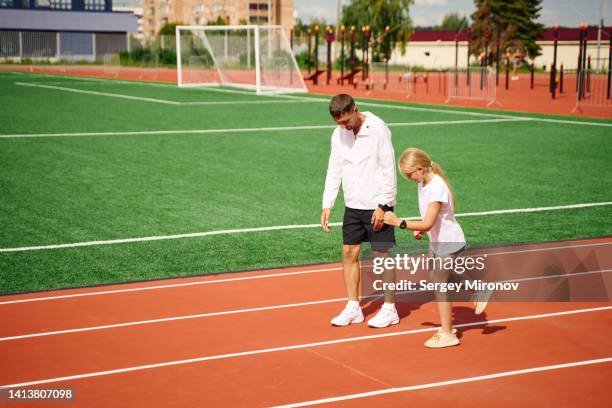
[383,202,441,231]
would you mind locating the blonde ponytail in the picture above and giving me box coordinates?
[398,148,457,209]
[430,160,456,209]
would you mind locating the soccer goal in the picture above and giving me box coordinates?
[176,25,307,94]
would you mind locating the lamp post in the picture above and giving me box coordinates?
[551,24,559,99]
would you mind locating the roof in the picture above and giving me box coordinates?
[410,31,470,42]
[409,26,611,42]
[0,8,138,32]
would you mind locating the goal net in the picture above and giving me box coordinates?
[176,25,307,94]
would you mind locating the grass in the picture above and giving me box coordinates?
[0,70,611,294]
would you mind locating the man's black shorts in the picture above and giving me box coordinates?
[343,207,396,251]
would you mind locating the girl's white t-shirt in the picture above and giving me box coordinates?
[418,174,465,253]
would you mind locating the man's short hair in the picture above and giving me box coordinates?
[329,94,355,118]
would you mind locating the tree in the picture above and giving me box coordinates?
[341,0,413,60]
[470,0,544,61]
[158,22,185,37]
[435,12,469,32]
[207,16,231,26]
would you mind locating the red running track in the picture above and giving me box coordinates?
[1,239,611,407]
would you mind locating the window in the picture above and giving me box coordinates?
[35,0,51,8]
[249,2,269,10]
[50,0,71,9]
[84,0,105,11]
[193,5,208,13]
[249,16,268,23]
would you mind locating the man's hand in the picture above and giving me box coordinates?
[321,208,331,232]
[371,207,385,231]
[383,211,401,227]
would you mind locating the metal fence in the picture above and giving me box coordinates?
[0,30,128,62]
[446,66,499,106]
[573,68,612,112]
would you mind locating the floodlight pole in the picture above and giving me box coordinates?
[551,25,558,99]
[608,25,612,99]
[314,25,320,85]
[326,26,335,85]
[349,25,356,84]
[340,25,345,85]
[596,0,603,72]
[581,24,588,99]
[577,24,585,93]
[495,32,500,86]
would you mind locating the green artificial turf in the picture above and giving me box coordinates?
[1,71,610,294]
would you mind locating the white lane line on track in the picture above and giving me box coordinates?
[0,267,342,305]
[271,357,612,407]
[0,297,346,342]
[2,268,611,342]
[1,202,610,253]
[1,241,609,305]
[2,305,612,388]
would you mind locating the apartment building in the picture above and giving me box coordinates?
[142,0,293,43]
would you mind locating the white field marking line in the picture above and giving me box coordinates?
[1,201,610,253]
[4,267,611,342]
[0,267,342,306]
[0,118,526,139]
[1,241,608,307]
[14,82,181,105]
[2,305,612,389]
[15,81,313,106]
[0,125,335,139]
[5,71,273,96]
[180,100,318,105]
[271,357,612,408]
[7,70,612,126]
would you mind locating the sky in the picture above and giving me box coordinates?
[294,0,610,28]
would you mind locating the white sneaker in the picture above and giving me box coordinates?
[424,328,460,348]
[367,304,400,328]
[474,288,494,315]
[331,302,364,326]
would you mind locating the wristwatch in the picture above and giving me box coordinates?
[378,204,391,212]
[399,220,407,229]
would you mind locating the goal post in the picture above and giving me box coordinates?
[176,25,307,95]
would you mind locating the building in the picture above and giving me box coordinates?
[142,0,293,44]
[114,3,143,42]
[0,1,138,61]
[390,27,610,70]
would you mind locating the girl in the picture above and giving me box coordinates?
[383,148,488,348]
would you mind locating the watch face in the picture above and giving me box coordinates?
[400,220,407,229]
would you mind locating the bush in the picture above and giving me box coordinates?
[158,49,176,65]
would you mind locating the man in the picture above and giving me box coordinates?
[321,94,398,328]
